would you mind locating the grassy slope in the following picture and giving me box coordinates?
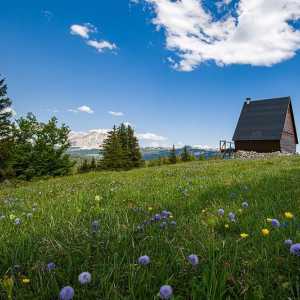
[1,157,300,299]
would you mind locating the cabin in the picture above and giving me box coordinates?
[233,97,298,153]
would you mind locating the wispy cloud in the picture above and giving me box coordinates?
[145,0,300,71]
[68,105,94,114]
[42,10,53,21]
[137,133,167,141]
[70,23,117,53]
[108,111,124,117]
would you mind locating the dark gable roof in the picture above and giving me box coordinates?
[233,97,298,142]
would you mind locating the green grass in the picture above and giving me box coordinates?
[1,157,300,299]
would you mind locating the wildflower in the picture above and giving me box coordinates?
[284,239,293,246]
[138,255,150,265]
[95,195,101,202]
[0,215,5,220]
[238,209,242,213]
[266,218,273,222]
[240,233,249,239]
[15,218,21,225]
[59,286,74,300]
[161,210,171,218]
[21,277,30,284]
[148,207,153,211]
[187,254,199,266]
[160,221,167,229]
[284,212,294,219]
[217,208,225,216]
[78,272,92,285]
[242,202,249,209]
[47,262,56,271]
[136,225,144,231]
[159,285,173,299]
[27,213,33,218]
[224,224,229,229]
[271,219,280,228]
[290,243,300,256]
[91,220,100,233]
[261,228,270,236]
[9,214,16,220]
[228,212,236,222]
[170,220,177,226]
[154,214,161,221]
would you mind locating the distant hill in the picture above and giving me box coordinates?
[67,146,219,160]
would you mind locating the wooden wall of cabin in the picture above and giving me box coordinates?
[234,140,281,153]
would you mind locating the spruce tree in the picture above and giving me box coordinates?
[0,76,13,180]
[127,125,143,168]
[181,145,192,162]
[169,145,177,164]
[117,123,130,169]
[90,157,96,170]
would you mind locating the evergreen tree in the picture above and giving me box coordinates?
[169,145,177,164]
[0,76,13,180]
[90,157,97,170]
[181,145,192,162]
[127,125,143,168]
[100,126,125,170]
[117,123,130,169]
[78,159,90,173]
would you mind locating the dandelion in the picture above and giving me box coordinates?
[284,239,293,246]
[15,218,21,225]
[240,233,249,239]
[284,212,294,219]
[59,286,74,300]
[290,243,300,256]
[138,255,150,265]
[78,272,92,285]
[261,228,270,236]
[242,202,249,209]
[228,212,236,222]
[47,262,56,271]
[187,254,199,266]
[159,285,173,299]
[217,208,225,216]
[271,219,280,228]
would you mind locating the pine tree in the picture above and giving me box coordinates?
[90,157,96,170]
[78,159,90,173]
[100,126,125,170]
[117,123,130,169]
[181,145,192,162]
[127,125,143,168]
[169,145,177,164]
[0,76,13,180]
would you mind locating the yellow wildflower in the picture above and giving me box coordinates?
[238,209,242,213]
[266,218,272,222]
[169,215,174,219]
[22,278,30,284]
[9,214,16,220]
[261,228,270,236]
[240,233,249,239]
[224,224,229,229]
[148,207,153,211]
[284,212,294,219]
[95,195,101,202]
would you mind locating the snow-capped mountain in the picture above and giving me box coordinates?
[69,129,109,149]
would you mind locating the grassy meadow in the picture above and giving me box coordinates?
[1,157,300,299]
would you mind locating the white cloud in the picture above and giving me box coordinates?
[108,111,124,117]
[70,23,96,39]
[68,105,94,114]
[146,0,300,71]
[137,133,167,141]
[86,40,117,52]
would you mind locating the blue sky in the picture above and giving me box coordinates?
[1,0,300,148]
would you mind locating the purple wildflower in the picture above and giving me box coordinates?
[271,219,280,228]
[170,220,177,226]
[290,244,300,256]
[138,255,150,265]
[187,254,199,266]
[161,210,171,218]
[159,285,173,299]
[284,239,293,246]
[78,272,92,284]
[242,202,249,209]
[160,221,167,229]
[15,218,21,225]
[154,214,162,221]
[228,212,236,222]
[218,208,225,216]
[59,286,74,300]
[47,262,56,271]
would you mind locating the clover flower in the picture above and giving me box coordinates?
[290,243,300,256]
[159,285,173,299]
[138,255,150,265]
[47,262,56,271]
[78,272,92,284]
[187,254,199,266]
[59,286,74,300]
[242,202,249,209]
[261,228,270,236]
[217,209,225,216]
[284,239,293,246]
[271,219,280,228]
